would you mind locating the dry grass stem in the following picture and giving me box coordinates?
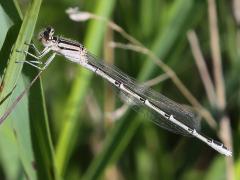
[0,71,43,123]
[109,42,217,128]
[208,0,226,108]
[187,30,216,106]
[142,73,169,87]
[66,7,225,129]
[104,27,116,128]
[232,0,240,25]
[105,104,129,121]
[66,7,142,46]
[86,92,103,124]
[66,8,216,127]
[208,0,233,179]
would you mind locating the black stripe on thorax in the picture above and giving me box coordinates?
[58,46,80,52]
[58,37,83,48]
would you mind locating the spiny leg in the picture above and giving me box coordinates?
[16,46,51,60]
[41,52,56,70]
[18,61,44,70]
[24,42,41,55]
[16,60,43,65]
[16,46,52,66]
[16,53,56,71]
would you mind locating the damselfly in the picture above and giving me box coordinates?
[16,27,232,156]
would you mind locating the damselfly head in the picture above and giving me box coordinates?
[38,27,55,46]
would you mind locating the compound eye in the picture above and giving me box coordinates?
[43,31,49,38]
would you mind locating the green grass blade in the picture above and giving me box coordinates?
[27,68,57,179]
[0,0,41,104]
[0,2,23,179]
[139,0,196,81]
[11,74,37,179]
[55,0,117,176]
[204,156,226,180]
[0,0,56,179]
[0,5,14,49]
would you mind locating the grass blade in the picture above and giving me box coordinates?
[0,0,56,179]
[55,0,117,176]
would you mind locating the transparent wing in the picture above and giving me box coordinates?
[119,90,197,136]
[86,52,201,136]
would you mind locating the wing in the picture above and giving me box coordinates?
[86,52,201,136]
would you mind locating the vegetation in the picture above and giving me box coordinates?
[0,0,239,179]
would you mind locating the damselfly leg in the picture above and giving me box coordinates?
[24,42,41,55]
[16,43,56,71]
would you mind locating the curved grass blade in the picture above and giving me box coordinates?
[0,2,23,178]
[0,0,57,179]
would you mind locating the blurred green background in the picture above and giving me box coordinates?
[0,0,239,179]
